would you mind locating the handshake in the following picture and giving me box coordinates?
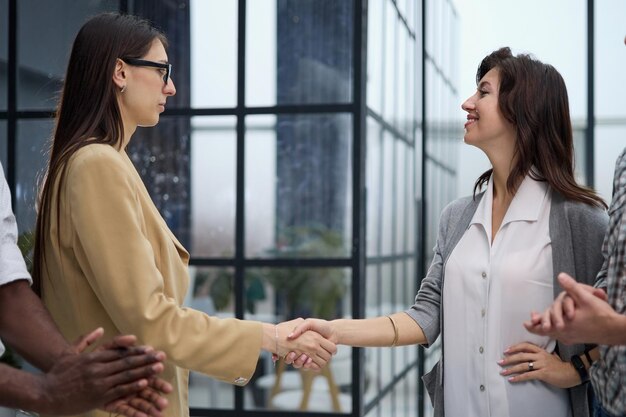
[265,318,338,371]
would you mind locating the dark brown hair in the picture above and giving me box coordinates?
[472,47,606,209]
[33,13,167,293]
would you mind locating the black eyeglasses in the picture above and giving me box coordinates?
[121,58,172,85]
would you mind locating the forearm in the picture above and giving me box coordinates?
[332,313,426,347]
[0,280,68,370]
[0,363,49,412]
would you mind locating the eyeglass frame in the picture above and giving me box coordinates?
[121,58,172,85]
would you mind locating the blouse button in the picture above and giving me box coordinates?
[481,272,487,279]
[480,385,485,392]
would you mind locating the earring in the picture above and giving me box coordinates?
[120,85,127,93]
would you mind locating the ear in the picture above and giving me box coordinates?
[112,59,127,90]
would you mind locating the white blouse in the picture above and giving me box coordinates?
[442,175,571,417]
[0,164,32,357]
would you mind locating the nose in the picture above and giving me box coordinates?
[461,94,476,112]
[164,78,176,96]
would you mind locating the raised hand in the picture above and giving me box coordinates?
[498,341,580,388]
[38,328,170,416]
[524,273,614,345]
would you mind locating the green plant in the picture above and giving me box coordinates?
[263,225,347,320]
[193,269,267,314]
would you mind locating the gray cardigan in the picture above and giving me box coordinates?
[406,191,608,417]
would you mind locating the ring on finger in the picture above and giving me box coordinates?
[528,361,534,371]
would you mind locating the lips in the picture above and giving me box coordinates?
[464,114,478,129]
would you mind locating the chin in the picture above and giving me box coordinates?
[138,117,159,128]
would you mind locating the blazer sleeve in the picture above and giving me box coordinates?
[405,202,452,347]
[65,148,263,384]
[569,202,608,288]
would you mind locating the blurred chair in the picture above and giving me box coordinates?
[256,345,352,412]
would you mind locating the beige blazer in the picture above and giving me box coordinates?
[41,144,263,417]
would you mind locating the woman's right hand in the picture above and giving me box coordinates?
[288,318,338,344]
[274,319,337,370]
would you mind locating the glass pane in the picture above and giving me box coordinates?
[407,367,419,417]
[244,115,277,258]
[383,2,396,121]
[245,0,276,107]
[190,0,237,108]
[366,117,382,257]
[17,0,117,110]
[364,347,379,405]
[244,267,352,413]
[396,27,407,132]
[595,125,626,204]
[128,115,193,251]
[128,115,236,259]
[0,121,6,172]
[395,141,406,252]
[380,387,393,416]
[191,116,236,257]
[406,259,416,309]
[185,266,235,409]
[394,260,405,313]
[16,119,51,236]
[595,0,626,119]
[365,264,379,317]
[404,33,422,136]
[246,0,353,106]
[245,113,352,258]
[406,149,416,252]
[0,0,6,110]
[381,132,393,255]
[595,0,626,204]
[366,0,383,113]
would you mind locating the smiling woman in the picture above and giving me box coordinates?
[31,12,337,417]
[286,47,608,417]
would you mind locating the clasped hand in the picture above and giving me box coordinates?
[273,318,336,371]
[524,272,610,345]
[44,327,172,417]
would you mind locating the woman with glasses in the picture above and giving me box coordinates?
[288,48,608,417]
[32,12,336,417]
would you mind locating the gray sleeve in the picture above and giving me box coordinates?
[405,204,451,347]
[569,203,608,288]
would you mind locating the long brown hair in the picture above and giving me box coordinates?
[32,13,167,293]
[472,47,606,209]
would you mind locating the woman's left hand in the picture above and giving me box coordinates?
[498,342,580,388]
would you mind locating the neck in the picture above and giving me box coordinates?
[121,112,136,149]
[122,125,136,148]
[484,143,516,204]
